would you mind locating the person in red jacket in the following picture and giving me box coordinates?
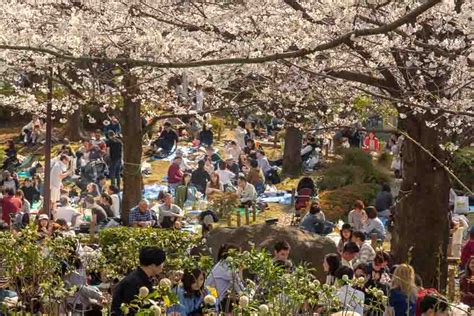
[167,157,183,191]
[461,228,474,268]
[363,132,380,152]
[1,188,22,225]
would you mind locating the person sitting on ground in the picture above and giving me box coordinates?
[340,242,360,269]
[55,196,80,227]
[20,178,40,205]
[15,189,30,214]
[198,209,219,236]
[175,173,198,209]
[367,251,391,284]
[174,149,193,172]
[53,218,76,238]
[129,200,155,228]
[84,182,100,198]
[301,137,318,162]
[99,193,115,218]
[225,140,241,161]
[1,140,19,171]
[186,116,202,140]
[375,183,393,218]
[461,227,474,269]
[37,214,51,238]
[238,153,250,174]
[191,160,210,195]
[236,176,257,207]
[153,121,179,155]
[256,150,272,178]
[205,146,222,166]
[338,223,353,255]
[300,201,327,234]
[273,241,294,271]
[243,139,258,160]
[199,124,213,147]
[84,195,108,228]
[0,188,22,226]
[168,157,184,191]
[111,247,166,315]
[158,193,184,229]
[361,206,386,240]
[335,266,365,315]
[168,268,213,316]
[352,231,376,265]
[460,256,474,307]
[216,161,236,191]
[348,200,366,231]
[0,170,19,193]
[389,264,418,316]
[107,185,121,218]
[323,253,341,286]
[226,157,240,180]
[206,171,224,198]
[246,159,265,195]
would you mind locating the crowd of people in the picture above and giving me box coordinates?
[0,111,472,315]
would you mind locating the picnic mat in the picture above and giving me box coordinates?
[258,191,292,205]
[150,146,196,161]
[143,184,169,200]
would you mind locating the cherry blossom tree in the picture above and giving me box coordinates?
[0,0,472,286]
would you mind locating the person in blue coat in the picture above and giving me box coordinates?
[168,269,214,316]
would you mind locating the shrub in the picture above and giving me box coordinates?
[320,183,380,220]
[318,164,365,190]
[451,147,474,193]
[98,227,203,278]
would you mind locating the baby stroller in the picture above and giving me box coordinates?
[290,177,317,226]
[75,159,108,191]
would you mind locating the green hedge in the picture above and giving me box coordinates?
[98,227,205,278]
[452,147,474,193]
[318,148,390,190]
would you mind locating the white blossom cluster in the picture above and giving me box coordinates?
[0,0,471,136]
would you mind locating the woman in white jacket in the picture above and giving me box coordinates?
[205,244,244,314]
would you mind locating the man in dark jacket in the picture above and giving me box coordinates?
[191,160,210,194]
[152,122,179,155]
[111,247,166,315]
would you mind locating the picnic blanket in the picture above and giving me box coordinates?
[143,184,169,200]
[257,191,293,205]
[150,146,196,161]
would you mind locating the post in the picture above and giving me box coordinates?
[227,213,232,227]
[447,266,455,301]
[236,210,241,227]
[245,206,249,225]
[252,206,257,222]
[43,67,53,219]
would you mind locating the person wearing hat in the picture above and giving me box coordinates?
[37,214,51,238]
[111,247,166,315]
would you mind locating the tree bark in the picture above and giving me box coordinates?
[392,115,450,290]
[282,126,302,178]
[62,107,87,141]
[120,71,143,225]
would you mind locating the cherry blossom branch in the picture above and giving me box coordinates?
[0,0,442,69]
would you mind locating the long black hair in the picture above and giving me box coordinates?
[182,268,204,298]
[324,253,341,276]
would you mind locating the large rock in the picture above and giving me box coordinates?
[206,224,337,281]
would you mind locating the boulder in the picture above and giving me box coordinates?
[206,224,337,281]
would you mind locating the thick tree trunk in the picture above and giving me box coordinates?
[62,107,87,141]
[121,72,143,225]
[392,116,450,290]
[282,126,302,178]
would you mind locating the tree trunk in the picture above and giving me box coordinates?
[120,72,143,225]
[392,116,450,290]
[62,107,87,141]
[282,126,302,178]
